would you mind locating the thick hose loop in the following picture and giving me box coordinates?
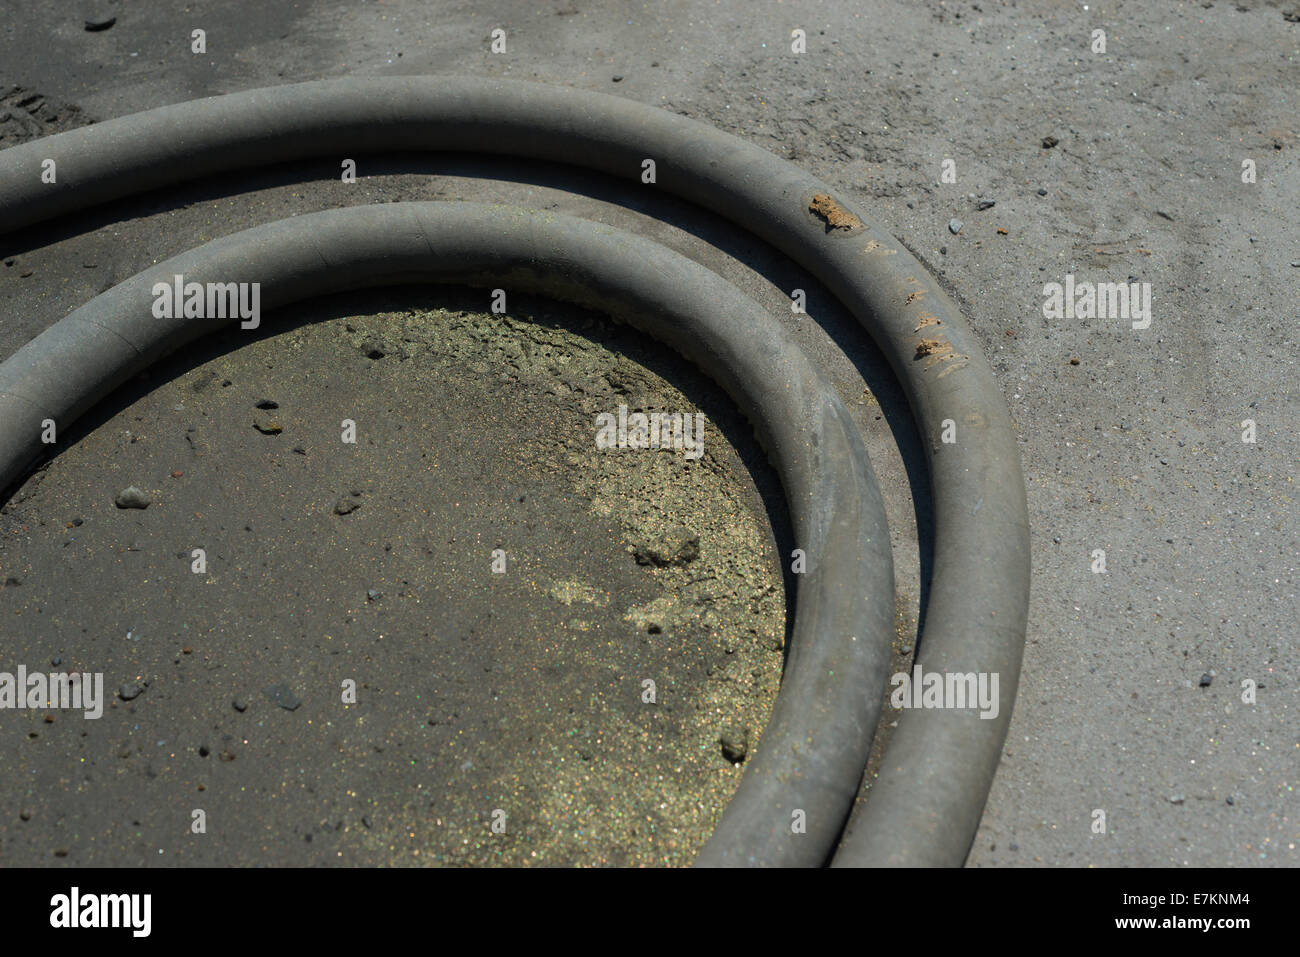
[0,202,895,867]
[0,78,1030,866]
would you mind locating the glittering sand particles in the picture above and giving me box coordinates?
[324,294,788,866]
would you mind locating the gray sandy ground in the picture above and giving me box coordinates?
[1,0,1296,866]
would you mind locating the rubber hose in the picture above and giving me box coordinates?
[0,201,896,867]
[0,77,1030,866]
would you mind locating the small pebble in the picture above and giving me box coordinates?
[367,588,382,601]
[232,697,247,713]
[252,415,282,435]
[19,809,31,821]
[254,399,279,410]
[976,199,996,211]
[1037,188,1048,196]
[263,683,301,711]
[719,726,749,763]
[948,218,963,234]
[118,682,145,701]
[1199,673,1212,687]
[334,498,360,516]
[633,526,699,567]
[114,486,150,509]
[1168,794,1185,805]
[1042,135,1059,148]
[84,15,116,32]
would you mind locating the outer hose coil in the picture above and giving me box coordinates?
[0,78,1030,866]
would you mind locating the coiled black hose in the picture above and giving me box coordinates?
[0,78,1030,866]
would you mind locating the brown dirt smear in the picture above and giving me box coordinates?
[809,192,864,231]
[915,335,969,373]
[914,337,952,359]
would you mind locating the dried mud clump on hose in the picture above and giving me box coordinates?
[809,193,864,231]
[914,337,950,359]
